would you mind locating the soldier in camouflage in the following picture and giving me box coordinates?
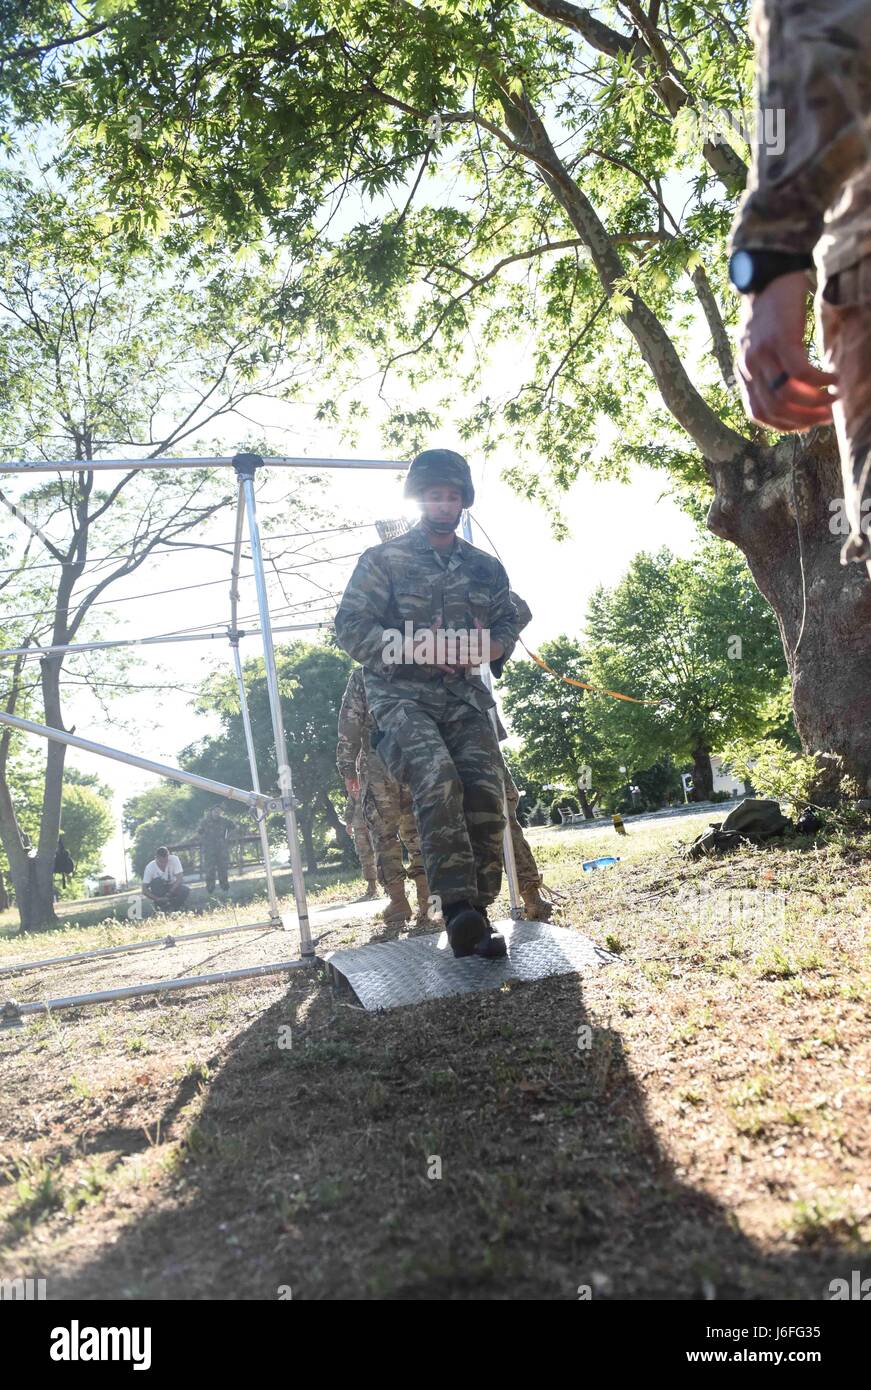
[729,1,871,571]
[197,806,234,894]
[334,448,521,958]
[337,666,430,925]
[342,791,378,898]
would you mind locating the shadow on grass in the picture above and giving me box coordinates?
[17,954,863,1302]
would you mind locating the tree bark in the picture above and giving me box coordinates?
[691,740,715,803]
[577,788,595,820]
[708,431,871,796]
[319,790,355,859]
[0,866,8,912]
[297,806,318,873]
[11,857,58,931]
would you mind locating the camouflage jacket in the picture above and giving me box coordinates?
[198,813,234,849]
[334,522,520,716]
[729,0,871,278]
[336,667,374,779]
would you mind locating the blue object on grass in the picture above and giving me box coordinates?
[582,856,621,872]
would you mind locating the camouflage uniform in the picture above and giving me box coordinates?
[334,521,520,910]
[492,598,553,920]
[730,1,871,571]
[337,667,429,920]
[198,811,234,893]
[342,792,377,887]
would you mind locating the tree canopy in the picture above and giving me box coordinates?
[181,639,356,870]
[501,539,790,801]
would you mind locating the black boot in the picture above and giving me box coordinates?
[474,908,507,959]
[443,900,487,958]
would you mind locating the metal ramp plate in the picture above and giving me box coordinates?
[322,920,617,1011]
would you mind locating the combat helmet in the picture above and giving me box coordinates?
[404,449,474,508]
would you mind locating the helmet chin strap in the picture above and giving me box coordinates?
[421,506,464,536]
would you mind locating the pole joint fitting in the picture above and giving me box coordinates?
[232,452,264,480]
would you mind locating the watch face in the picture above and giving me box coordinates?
[730,250,755,291]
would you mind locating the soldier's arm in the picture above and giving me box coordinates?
[730,0,871,257]
[334,549,396,677]
[487,563,521,678]
[336,674,365,778]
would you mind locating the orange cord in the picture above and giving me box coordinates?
[518,639,663,704]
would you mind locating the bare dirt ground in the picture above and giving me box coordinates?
[1,811,869,1300]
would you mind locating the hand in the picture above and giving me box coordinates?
[735,272,837,432]
[344,776,360,797]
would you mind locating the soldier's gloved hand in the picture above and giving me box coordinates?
[344,775,360,797]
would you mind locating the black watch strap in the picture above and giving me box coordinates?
[729,248,813,295]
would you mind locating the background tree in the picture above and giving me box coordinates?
[7,1,864,791]
[0,170,327,930]
[586,541,790,801]
[501,746,547,825]
[499,634,608,817]
[182,640,356,873]
[123,784,202,878]
[57,780,114,892]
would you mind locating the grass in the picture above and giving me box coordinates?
[0,812,869,1299]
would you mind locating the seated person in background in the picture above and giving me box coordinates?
[142,846,190,914]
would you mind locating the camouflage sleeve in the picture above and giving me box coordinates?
[336,671,366,779]
[334,548,396,679]
[510,590,532,633]
[488,562,520,677]
[729,0,871,256]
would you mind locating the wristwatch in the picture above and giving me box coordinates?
[728,248,813,295]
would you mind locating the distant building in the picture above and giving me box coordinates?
[711,755,750,798]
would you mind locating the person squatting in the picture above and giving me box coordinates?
[335,447,525,960]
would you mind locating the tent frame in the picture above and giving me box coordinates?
[0,450,524,1022]
[0,451,407,1022]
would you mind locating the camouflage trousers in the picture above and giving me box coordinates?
[503,766,542,892]
[358,751,424,888]
[818,258,871,576]
[344,795,377,882]
[202,845,229,893]
[368,693,506,909]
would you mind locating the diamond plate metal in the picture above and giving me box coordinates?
[322,920,617,1011]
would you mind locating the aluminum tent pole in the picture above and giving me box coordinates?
[229,480,282,925]
[1,957,313,1024]
[234,454,313,955]
[460,511,523,920]
[0,712,277,812]
[1,456,409,475]
[0,919,278,978]
[0,621,330,662]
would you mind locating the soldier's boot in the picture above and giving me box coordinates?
[411,873,431,924]
[472,906,508,959]
[382,878,412,926]
[521,879,554,922]
[443,900,487,958]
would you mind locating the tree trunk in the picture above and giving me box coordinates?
[0,866,8,912]
[319,790,355,859]
[709,431,871,797]
[577,789,595,820]
[691,741,714,802]
[297,807,318,874]
[6,853,57,931]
